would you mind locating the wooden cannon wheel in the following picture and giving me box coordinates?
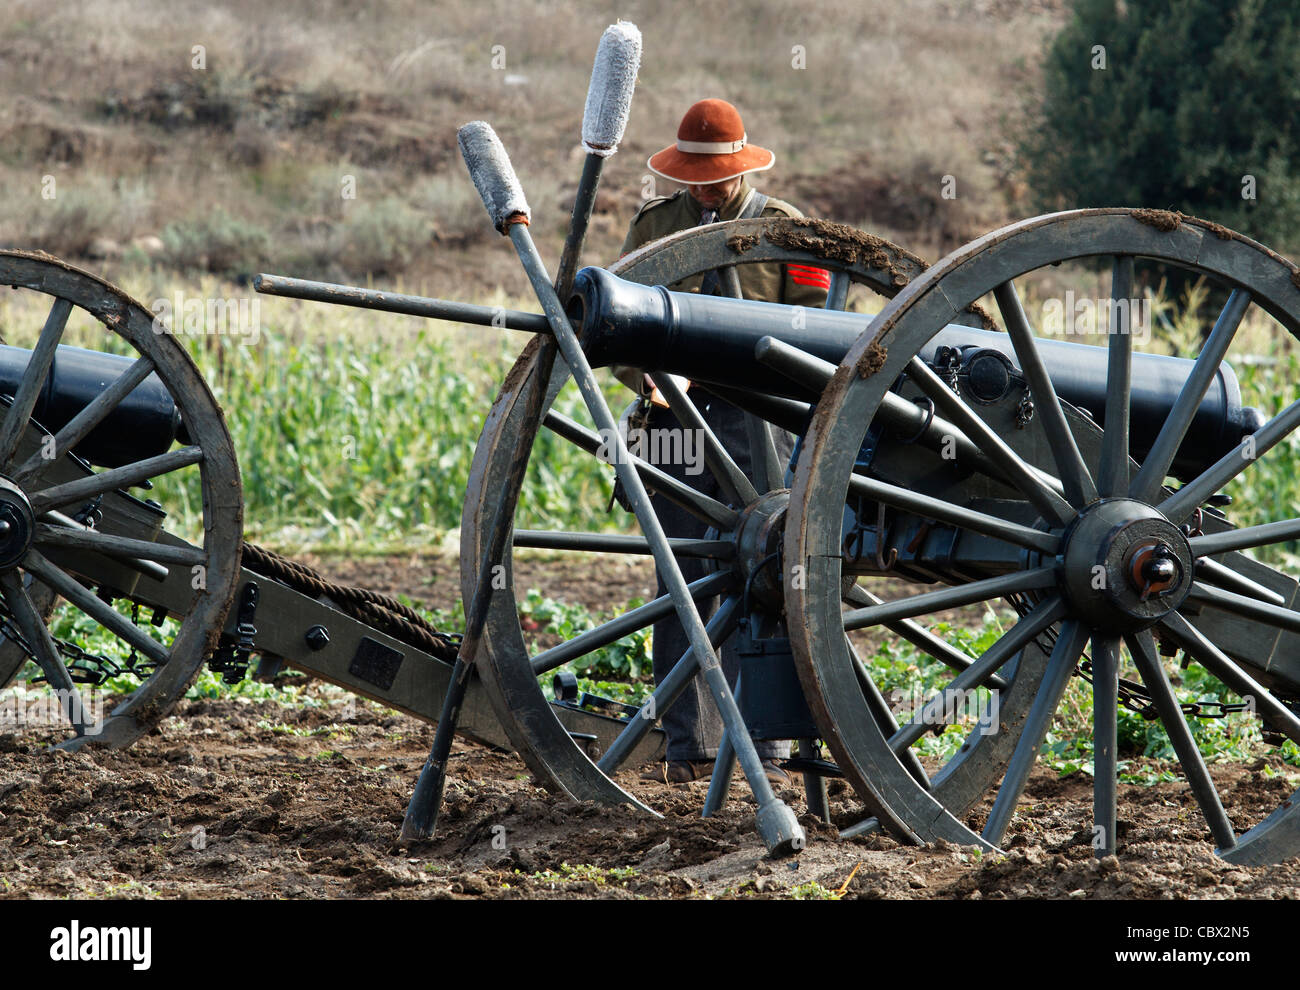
[0,586,54,690]
[788,208,1300,865]
[0,251,241,750]
[460,216,1048,826]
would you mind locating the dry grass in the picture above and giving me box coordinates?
[0,0,1067,296]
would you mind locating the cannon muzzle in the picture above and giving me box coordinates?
[570,266,1261,480]
[0,344,182,467]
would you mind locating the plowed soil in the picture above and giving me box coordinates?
[2,553,1299,900]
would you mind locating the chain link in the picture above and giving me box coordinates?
[0,597,156,687]
[1015,384,1034,430]
[1074,658,1254,720]
[1008,592,1260,723]
[935,346,962,393]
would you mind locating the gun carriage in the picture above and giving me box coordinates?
[3,22,1299,868]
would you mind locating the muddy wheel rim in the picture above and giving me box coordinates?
[789,208,1300,863]
[463,217,930,812]
[0,251,241,750]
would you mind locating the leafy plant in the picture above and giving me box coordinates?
[1020,0,1300,252]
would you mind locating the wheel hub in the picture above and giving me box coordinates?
[0,477,35,571]
[734,490,789,611]
[1060,498,1193,632]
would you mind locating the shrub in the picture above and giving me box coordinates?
[333,196,431,276]
[162,206,272,277]
[1019,0,1300,250]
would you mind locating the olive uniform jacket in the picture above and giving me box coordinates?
[618,178,830,307]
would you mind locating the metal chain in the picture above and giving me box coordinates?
[1015,384,1034,430]
[1004,592,1256,721]
[0,598,154,687]
[934,346,962,393]
[1074,658,1253,720]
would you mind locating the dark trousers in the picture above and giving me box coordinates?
[646,392,791,762]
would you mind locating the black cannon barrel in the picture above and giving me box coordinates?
[919,326,1261,481]
[0,345,182,467]
[570,266,1260,479]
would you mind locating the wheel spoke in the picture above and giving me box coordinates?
[1096,256,1135,498]
[843,582,1012,689]
[1186,580,1300,636]
[1160,609,1300,744]
[993,279,1097,507]
[543,410,738,530]
[28,446,204,515]
[512,530,733,559]
[595,596,740,774]
[887,595,1066,751]
[22,551,170,666]
[12,355,157,484]
[843,566,1058,631]
[34,523,207,568]
[1130,290,1251,502]
[824,270,850,311]
[0,570,88,735]
[530,570,732,675]
[0,298,72,468]
[701,674,742,817]
[1160,397,1300,523]
[1125,631,1237,850]
[1091,632,1119,856]
[717,265,743,299]
[1194,557,1285,606]
[847,473,1060,553]
[982,620,1090,846]
[1189,517,1300,558]
[744,414,783,493]
[650,372,758,506]
[847,635,929,789]
[907,356,1074,525]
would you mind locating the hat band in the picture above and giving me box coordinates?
[675,133,747,155]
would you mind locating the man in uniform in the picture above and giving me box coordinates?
[618,99,829,784]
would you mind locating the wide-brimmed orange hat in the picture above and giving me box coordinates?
[647,99,775,184]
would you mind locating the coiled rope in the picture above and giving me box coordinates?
[239,542,461,663]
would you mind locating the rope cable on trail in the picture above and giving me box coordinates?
[240,542,462,663]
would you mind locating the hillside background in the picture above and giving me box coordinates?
[0,0,1069,297]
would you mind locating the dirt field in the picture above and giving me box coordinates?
[2,553,1299,901]
[2,691,1298,901]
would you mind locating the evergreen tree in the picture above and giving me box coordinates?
[1021,0,1300,250]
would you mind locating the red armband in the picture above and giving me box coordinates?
[788,264,831,289]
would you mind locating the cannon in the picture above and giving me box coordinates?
[442,203,1300,865]
[570,265,1265,479]
[3,21,1300,869]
